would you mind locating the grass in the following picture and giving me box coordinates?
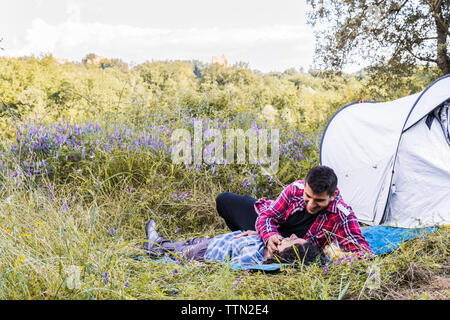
[0,171,448,300]
[0,116,448,300]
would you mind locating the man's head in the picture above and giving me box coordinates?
[263,234,320,265]
[304,165,338,214]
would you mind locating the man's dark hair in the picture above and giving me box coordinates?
[263,241,320,265]
[305,165,338,196]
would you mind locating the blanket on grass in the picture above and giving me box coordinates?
[136,225,439,271]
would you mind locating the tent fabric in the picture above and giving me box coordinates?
[320,75,450,228]
[385,113,450,227]
[320,94,418,225]
[433,99,450,146]
[403,77,450,130]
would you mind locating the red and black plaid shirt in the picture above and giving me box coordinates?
[254,180,374,257]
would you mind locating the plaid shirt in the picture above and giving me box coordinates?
[254,180,374,257]
[203,231,265,265]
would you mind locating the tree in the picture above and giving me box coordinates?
[306,0,450,75]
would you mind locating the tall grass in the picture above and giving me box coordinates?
[0,113,448,300]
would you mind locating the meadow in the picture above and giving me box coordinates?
[0,56,448,300]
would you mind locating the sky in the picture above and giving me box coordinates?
[0,0,318,73]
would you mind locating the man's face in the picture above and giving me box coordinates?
[303,183,337,215]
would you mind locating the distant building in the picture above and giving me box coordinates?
[83,55,103,65]
[54,57,69,65]
[212,54,229,67]
[82,54,110,65]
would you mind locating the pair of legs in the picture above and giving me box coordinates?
[148,237,212,261]
[144,220,211,261]
[215,192,258,231]
[144,192,257,260]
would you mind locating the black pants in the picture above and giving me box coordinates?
[215,192,258,231]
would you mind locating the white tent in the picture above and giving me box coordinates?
[320,74,450,228]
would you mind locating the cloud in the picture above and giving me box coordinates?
[12,16,315,72]
[66,1,81,23]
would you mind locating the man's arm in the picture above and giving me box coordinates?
[254,182,296,244]
[305,203,374,259]
[335,210,374,258]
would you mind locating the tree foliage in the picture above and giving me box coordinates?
[0,54,439,144]
[306,0,450,75]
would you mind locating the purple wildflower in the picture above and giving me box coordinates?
[61,200,69,212]
[102,272,109,284]
[108,226,116,236]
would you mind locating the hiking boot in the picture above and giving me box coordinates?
[144,219,163,252]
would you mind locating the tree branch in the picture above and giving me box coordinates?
[405,47,438,63]
[427,0,450,36]
[387,0,411,15]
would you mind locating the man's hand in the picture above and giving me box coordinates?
[266,234,282,255]
[233,230,258,239]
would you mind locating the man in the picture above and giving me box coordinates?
[216,165,373,258]
[143,219,320,265]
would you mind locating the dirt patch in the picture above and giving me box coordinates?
[388,275,450,300]
[375,261,450,300]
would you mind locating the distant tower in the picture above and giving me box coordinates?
[212,54,229,67]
